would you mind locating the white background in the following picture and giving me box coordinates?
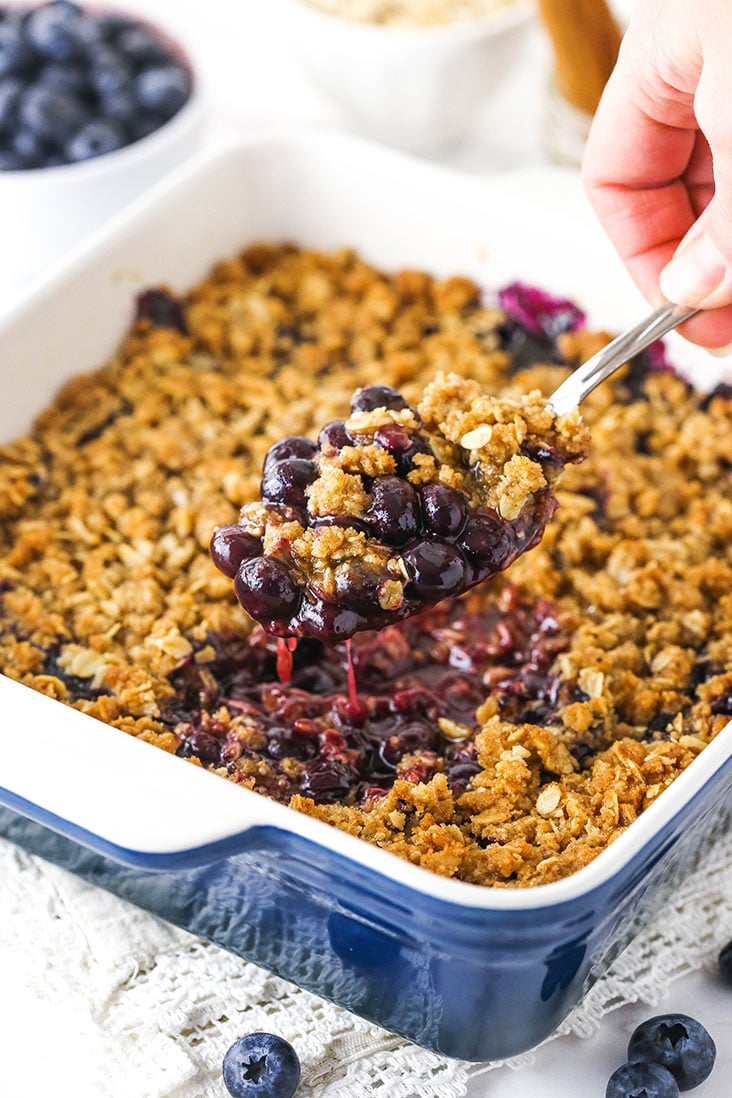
[1,2,731,1096]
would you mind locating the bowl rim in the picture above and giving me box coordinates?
[276,0,534,41]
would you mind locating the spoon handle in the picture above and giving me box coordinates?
[548,301,698,417]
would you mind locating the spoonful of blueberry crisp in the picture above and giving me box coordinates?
[210,299,695,646]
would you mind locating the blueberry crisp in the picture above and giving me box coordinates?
[213,379,588,641]
[1,244,731,887]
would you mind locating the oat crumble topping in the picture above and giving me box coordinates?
[1,244,731,888]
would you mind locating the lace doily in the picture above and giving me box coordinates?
[0,819,730,1098]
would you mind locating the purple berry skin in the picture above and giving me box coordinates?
[318,419,350,452]
[419,483,467,538]
[367,476,420,546]
[235,558,301,623]
[209,525,262,579]
[350,384,409,414]
[606,1061,679,1098]
[403,540,466,599]
[263,435,318,468]
[627,1014,716,1091]
[222,1032,300,1098]
[260,458,317,510]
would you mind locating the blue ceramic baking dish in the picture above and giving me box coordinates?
[0,135,730,1062]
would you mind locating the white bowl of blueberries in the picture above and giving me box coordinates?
[0,0,205,294]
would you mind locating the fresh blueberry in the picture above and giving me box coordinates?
[129,110,164,141]
[39,61,89,97]
[0,19,34,79]
[0,75,22,131]
[627,1014,716,1091]
[0,148,22,170]
[350,384,409,414]
[96,13,138,42]
[719,940,732,985]
[419,483,468,538]
[210,525,262,579]
[116,25,169,66]
[366,476,420,545]
[261,458,317,510]
[235,558,301,623]
[19,85,88,142]
[12,128,50,168]
[25,6,99,62]
[100,88,137,125]
[264,436,318,468]
[135,64,190,118]
[403,540,466,599]
[90,55,133,99]
[606,1061,679,1098]
[65,119,125,162]
[222,1033,301,1098]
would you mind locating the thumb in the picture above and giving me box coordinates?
[659,200,732,309]
[661,60,732,310]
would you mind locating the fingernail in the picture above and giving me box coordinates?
[706,342,732,358]
[660,233,728,307]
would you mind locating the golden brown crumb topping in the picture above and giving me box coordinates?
[0,243,730,888]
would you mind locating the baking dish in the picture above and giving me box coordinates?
[0,134,730,1063]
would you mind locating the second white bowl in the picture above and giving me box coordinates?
[278,0,534,155]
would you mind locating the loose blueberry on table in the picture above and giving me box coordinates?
[719,940,732,986]
[606,1060,680,1098]
[210,373,588,645]
[0,1,192,170]
[627,1014,716,1091]
[223,1033,300,1098]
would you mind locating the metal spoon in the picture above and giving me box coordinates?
[548,301,698,417]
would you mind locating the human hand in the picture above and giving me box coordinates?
[582,0,732,348]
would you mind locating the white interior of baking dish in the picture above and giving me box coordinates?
[0,133,730,908]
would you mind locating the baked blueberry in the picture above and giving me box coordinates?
[135,288,187,331]
[366,476,420,545]
[627,1014,716,1091]
[300,758,354,802]
[210,525,262,579]
[222,1033,300,1098]
[318,420,350,452]
[235,558,301,623]
[403,540,466,598]
[420,482,468,537]
[350,384,409,413]
[606,1061,679,1098]
[263,436,318,468]
[260,458,317,509]
[218,375,587,643]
